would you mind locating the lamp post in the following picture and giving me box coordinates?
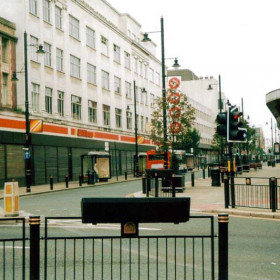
[142,17,179,169]
[12,32,44,192]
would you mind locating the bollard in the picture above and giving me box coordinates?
[65,175,69,188]
[79,175,83,186]
[29,216,40,280]
[124,171,128,180]
[50,176,53,190]
[269,177,277,212]
[203,168,205,179]
[191,172,195,187]
[142,175,146,194]
[218,214,229,280]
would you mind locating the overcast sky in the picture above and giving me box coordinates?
[108,0,280,140]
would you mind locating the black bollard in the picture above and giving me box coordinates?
[203,168,205,179]
[50,176,53,190]
[124,171,128,180]
[191,172,195,187]
[79,175,83,186]
[65,175,69,188]
[29,216,40,280]
[142,175,146,194]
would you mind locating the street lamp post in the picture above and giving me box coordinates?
[133,81,139,177]
[143,17,179,169]
[12,32,44,192]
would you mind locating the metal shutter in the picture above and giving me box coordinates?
[45,146,58,182]
[33,146,46,185]
[58,147,68,182]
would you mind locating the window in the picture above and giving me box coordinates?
[140,89,144,103]
[124,52,131,69]
[113,44,120,63]
[44,42,51,67]
[150,93,155,106]
[145,117,149,131]
[141,116,144,132]
[114,76,121,94]
[115,108,122,128]
[144,91,148,105]
[144,64,148,79]
[101,36,108,56]
[103,105,110,126]
[70,55,80,78]
[139,61,143,76]
[56,48,63,71]
[125,81,131,98]
[155,72,160,86]
[69,15,79,40]
[29,0,38,15]
[134,57,137,73]
[45,87,52,114]
[30,36,39,62]
[87,63,96,84]
[57,91,64,116]
[55,6,62,29]
[31,83,39,112]
[149,68,154,82]
[43,0,51,23]
[86,27,95,49]
[1,73,8,106]
[126,111,132,130]
[71,95,81,120]
[1,38,8,63]
[88,100,97,123]
[101,70,109,90]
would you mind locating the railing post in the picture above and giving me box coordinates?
[224,176,230,208]
[142,175,146,194]
[155,175,159,197]
[29,216,40,280]
[208,166,211,177]
[218,213,229,280]
[50,176,53,190]
[270,177,277,212]
[191,172,195,187]
[203,168,205,179]
[230,173,235,208]
[172,179,176,197]
[146,176,150,197]
[65,175,69,188]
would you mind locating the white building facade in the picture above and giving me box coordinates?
[0,0,162,185]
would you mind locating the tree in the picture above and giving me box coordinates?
[150,92,196,152]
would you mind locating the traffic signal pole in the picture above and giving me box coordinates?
[228,142,235,208]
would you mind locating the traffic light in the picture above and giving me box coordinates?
[216,112,227,137]
[227,105,247,142]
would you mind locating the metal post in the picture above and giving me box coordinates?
[224,176,230,208]
[172,179,176,197]
[161,17,168,169]
[79,174,82,186]
[191,172,195,187]
[218,214,229,280]
[29,216,40,280]
[65,175,69,188]
[142,175,146,194]
[146,176,150,197]
[228,143,235,208]
[270,177,277,212]
[155,176,159,197]
[133,81,139,177]
[203,168,205,179]
[50,176,53,190]
[24,31,32,193]
[208,166,211,177]
[124,171,128,180]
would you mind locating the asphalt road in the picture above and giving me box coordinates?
[1,179,280,279]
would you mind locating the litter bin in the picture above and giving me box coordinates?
[211,167,221,187]
[272,160,276,167]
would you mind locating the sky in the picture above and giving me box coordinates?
[107,0,280,140]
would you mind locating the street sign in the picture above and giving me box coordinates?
[24,151,30,159]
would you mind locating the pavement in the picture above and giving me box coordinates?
[1,164,280,219]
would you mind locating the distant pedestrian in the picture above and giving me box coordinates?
[94,163,99,182]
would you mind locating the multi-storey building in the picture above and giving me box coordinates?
[167,69,226,163]
[0,0,162,186]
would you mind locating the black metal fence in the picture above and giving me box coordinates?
[224,176,279,211]
[0,215,230,280]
